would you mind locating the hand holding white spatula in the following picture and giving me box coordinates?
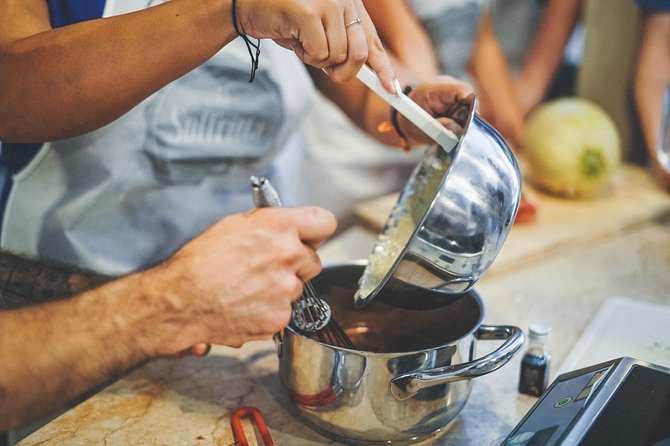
[355,65,474,151]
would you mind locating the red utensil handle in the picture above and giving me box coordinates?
[231,406,275,446]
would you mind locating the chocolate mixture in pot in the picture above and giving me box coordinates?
[309,264,480,353]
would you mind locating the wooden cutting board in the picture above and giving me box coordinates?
[354,164,670,275]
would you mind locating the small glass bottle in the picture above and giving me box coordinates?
[518,322,552,397]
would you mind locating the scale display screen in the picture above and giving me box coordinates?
[503,358,670,446]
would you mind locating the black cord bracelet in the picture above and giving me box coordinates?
[231,0,261,82]
[390,83,417,140]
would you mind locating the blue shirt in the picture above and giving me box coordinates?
[47,0,106,28]
[0,0,106,220]
[1,0,106,173]
[636,0,670,11]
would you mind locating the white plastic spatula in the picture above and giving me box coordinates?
[356,64,460,152]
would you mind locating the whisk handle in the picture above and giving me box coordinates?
[250,176,283,208]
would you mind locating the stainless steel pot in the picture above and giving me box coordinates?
[275,261,524,445]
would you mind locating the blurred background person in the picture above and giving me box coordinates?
[299,0,581,229]
[490,0,583,117]
[389,0,583,149]
[633,0,670,190]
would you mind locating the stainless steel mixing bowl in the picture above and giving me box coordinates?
[275,261,524,445]
[355,95,522,309]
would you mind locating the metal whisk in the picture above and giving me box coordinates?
[250,176,355,349]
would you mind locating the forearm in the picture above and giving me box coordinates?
[469,12,524,146]
[364,0,439,80]
[0,262,185,431]
[0,251,111,309]
[471,49,519,123]
[0,0,236,142]
[515,0,581,114]
[0,251,124,429]
[0,273,151,430]
[634,12,670,156]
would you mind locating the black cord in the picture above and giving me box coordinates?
[390,83,416,140]
[231,0,261,82]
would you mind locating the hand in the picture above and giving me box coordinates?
[236,0,396,92]
[143,207,337,355]
[513,79,546,120]
[477,96,526,150]
[395,76,475,147]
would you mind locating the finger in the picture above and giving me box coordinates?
[166,342,209,359]
[286,207,338,245]
[354,0,396,93]
[188,343,212,357]
[298,17,331,68]
[276,38,306,61]
[326,4,368,82]
[435,117,466,137]
[295,245,323,282]
[415,77,474,110]
[321,3,348,68]
[286,275,305,302]
[273,270,304,304]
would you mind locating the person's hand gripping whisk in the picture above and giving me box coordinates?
[250,176,355,349]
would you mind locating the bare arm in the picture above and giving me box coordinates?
[310,65,473,148]
[363,0,439,80]
[634,10,670,190]
[0,206,337,431]
[0,271,153,431]
[0,0,395,143]
[514,0,581,117]
[0,251,110,309]
[0,0,238,142]
[311,1,471,148]
[469,10,525,149]
[309,0,439,147]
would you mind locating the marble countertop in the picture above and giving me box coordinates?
[18,169,670,446]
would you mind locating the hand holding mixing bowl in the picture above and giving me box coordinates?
[354,65,522,309]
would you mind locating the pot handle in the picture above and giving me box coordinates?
[390,325,525,400]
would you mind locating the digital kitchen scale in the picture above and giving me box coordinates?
[502,357,670,446]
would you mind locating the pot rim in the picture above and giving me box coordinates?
[282,259,485,356]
